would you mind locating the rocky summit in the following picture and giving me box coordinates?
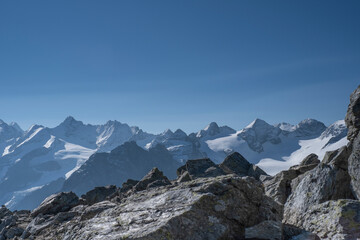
[0,85,359,240]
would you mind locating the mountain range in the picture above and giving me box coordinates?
[0,116,348,210]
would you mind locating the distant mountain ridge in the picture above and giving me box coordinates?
[0,116,348,210]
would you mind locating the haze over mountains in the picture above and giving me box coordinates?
[0,116,347,210]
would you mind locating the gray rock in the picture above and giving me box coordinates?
[24,175,282,239]
[282,224,320,240]
[349,134,360,199]
[31,192,79,218]
[245,220,282,240]
[0,208,31,240]
[133,168,171,192]
[345,85,360,141]
[81,185,117,205]
[263,154,319,204]
[286,199,360,240]
[263,169,299,204]
[219,152,267,180]
[120,179,139,193]
[180,158,226,180]
[283,160,354,226]
[345,86,360,199]
[299,153,320,166]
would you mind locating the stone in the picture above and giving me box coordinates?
[219,152,267,180]
[245,220,282,240]
[0,208,31,240]
[299,153,320,166]
[263,169,299,204]
[23,175,282,239]
[81,185,117,205]
[345,85,360,199]
[283,162,354,226]
[345,85,360,142]
[349,134,360,199]
[181,158,225,180]
[263,154,319,204]
[286,199,360,240]
[120,179,139,193]
[31,192,79,218]
[133,168,171,192]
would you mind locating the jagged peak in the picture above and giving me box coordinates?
[162,129,174,136]
[9,122,23,133]
[174,129,187,136]
[60,116,84,127]
[245,118,271,129]
[204,122,219,131]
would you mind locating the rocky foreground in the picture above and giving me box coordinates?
[0,86,360,240]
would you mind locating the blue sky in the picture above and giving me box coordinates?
[0,0,359,133]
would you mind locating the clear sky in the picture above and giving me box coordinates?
[0,0,359,133]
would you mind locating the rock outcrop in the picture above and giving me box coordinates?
[219,152,267,180]
[287,199,360,240]
[346,85,360,199]
[283,159,354,226]
[133,167,171,192]
[0,206,31,239]
[81,185,117,205]
[176,158,226,180]
[30,192,79,218]
[262,153,320,204]
[19,174,282,240]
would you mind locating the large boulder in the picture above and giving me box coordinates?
[23,175,282,240]
[283,151,354,226]
[81,185,117,205]
[299,153,320,166]
[31,192,79,218]
[219,152,267,180]
[262,154,320,204]
[287,199,360,240]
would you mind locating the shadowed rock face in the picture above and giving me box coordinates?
[81,185,117,205]
[61,141,181,195]
[345,85,360,199]
[219,152,267,180]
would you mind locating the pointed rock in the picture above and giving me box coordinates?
[81,185,117,205]
[133,168,171,192]
[180,158,225,180]
[31,192,79,218]
[219,152,267,180]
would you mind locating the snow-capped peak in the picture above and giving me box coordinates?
[292,118,326,137]
[245,118,271,130]
[204,122,220,131]
[60,116,84,128]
